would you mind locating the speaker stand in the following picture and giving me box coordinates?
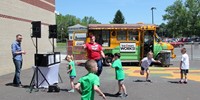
[29,37,50,93]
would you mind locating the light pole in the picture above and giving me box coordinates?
[61,27,64,42]
[151,7,156,24]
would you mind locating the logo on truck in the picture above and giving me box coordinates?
[120,43,136,52]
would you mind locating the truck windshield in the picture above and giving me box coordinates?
[155,33,161,42]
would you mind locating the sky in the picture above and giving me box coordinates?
[55,0,175,25]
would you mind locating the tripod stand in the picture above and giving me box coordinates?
[29,37,50,93]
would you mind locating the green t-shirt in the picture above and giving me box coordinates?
[78,73,100,100]
[112,59,125,80]
[68,61,76,76]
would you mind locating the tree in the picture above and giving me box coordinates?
[112,10,125,24]
[157,23,167,37]
[163,0,200,37]
[56,14,100,42]
[185,0,200,36]
[56,14,80,42]
[163,0,187,37]
[81,16,101,26]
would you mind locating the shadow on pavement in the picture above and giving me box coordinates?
[59,89,68,92]
[133,79,153,83]
[168,81,181,84]
[104,93,118,97]
[133,79,147,82]
[5,82,30,88]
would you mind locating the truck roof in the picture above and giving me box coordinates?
[88,24,156,30]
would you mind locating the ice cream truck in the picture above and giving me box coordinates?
[71,23,176,66]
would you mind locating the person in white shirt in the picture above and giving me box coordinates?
[140,51,161,82]
[179,48,189,84]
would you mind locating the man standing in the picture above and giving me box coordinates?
[11,34,26,87]
[83,35,105,76]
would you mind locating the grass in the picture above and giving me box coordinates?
[55,42,66,54]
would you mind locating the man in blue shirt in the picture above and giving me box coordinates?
[11,34,26,87]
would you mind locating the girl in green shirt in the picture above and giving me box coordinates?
[109,53,128,98]
[65,55,76,92]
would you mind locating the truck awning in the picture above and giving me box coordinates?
[88,24,156,30]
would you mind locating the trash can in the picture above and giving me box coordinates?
[159,51,170,67]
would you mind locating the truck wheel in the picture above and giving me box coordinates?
[103,53,113,66]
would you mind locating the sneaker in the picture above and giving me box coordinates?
[179,80,184,84]
[123,93,128,97]
[146,79,152,82]
[184,81,188,84]
[68,89,74,93]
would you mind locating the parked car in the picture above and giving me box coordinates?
[168,39,184,48]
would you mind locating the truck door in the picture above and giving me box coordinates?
[142,30,154,57]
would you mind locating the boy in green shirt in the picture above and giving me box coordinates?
[75,60,106,100]
[109,53,128,98]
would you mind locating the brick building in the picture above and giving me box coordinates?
[0,0,56,75]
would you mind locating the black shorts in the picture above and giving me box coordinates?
[69,76,76,79]
[181,69,189,75]
[141,66,149,71]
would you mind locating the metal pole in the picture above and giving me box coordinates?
[36,37,38,54]
[152,9,154,24]
[191,42,193,60]
[151,7,156,24]
[52,38,54,52]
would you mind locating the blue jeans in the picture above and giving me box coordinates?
[13,59,22,85]
[96,59,103,76]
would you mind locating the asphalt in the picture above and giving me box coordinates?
[0,45,200,100]
[0,59,200,100]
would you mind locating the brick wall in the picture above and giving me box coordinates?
[0,0,56,76]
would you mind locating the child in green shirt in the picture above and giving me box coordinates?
[65,55,76,92]
[75,60,106,100]
[109,53,128,98]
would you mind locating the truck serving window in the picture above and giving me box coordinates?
[129,30,138,41]
[117,30,127,40]
[102,30,110,46]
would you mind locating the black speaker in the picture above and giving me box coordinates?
[31,21,41,38]
[49,25,57,38]
[35,54,49,66]
[34,52,61,66]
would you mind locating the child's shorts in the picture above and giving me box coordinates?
[69,76,76,79]
[181,69,189,75]
[118,79,124,85]
[141,66,149,71]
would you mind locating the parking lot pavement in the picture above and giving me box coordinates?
[0,60,200,100]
